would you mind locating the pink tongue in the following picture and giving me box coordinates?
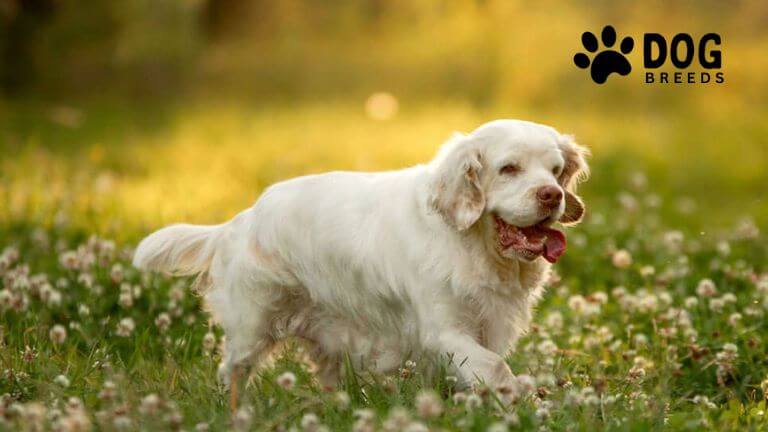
[541,228,567,263]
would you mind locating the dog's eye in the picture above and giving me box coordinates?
[553,166,563,176]
[500,164,520,175]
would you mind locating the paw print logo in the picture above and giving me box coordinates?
[574,25,634,84]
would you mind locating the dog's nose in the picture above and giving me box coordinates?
[536,185,563,208]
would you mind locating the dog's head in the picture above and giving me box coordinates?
[428,119,589,263]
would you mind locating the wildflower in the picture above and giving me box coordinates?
[233,407,252,431]
[662,231,684,252]
[54,374,70,388]
[276,371,296,390]
[118,292,133,309]
[465,393,483,410]
[696,279,717,297]
[611,249,633,269]
[728,313,742,327]
[537,339,558,356]
[515,374,536,395]
[113,415,132,430]
[452,391,468,404]
[139,394,162,415]
[709,298,725,313]
[202,332,216,353]
[684,297,698,308]
[415,390,442,418]
[196,422,210,431]
[693,395,717,409]
[640,265,655,278]
[334,391,350,409]
[99,381,117,401]
[116,318,135,337]
[50,324,67,345]
[544,311,563,330]
[592,291,608,304]
[404,422,428,432]
[487,422,509,432]
[110,264,124,283]
[760,377,768,399]
[155,313,171,332]
[169,285,185,302]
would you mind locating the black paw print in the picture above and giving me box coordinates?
[574,26,634,84]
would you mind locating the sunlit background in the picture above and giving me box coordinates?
[2,0,766,239]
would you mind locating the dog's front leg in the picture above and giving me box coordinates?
[438,331,515,389]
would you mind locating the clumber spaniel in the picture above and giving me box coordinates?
[133,119,589,395]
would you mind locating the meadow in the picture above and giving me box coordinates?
[1,96,767,431]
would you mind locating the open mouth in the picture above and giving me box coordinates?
[493,214,567,263]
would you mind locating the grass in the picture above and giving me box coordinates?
[1,98,767,431]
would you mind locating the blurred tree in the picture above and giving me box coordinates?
[202,0,274,40]
[0,0,56,94]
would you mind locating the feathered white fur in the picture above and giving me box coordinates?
[133,119,589,389]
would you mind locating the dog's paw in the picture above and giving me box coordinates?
[573,25,633,84]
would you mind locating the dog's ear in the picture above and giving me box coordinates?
[557,134,590,225]
[428,133,485,231]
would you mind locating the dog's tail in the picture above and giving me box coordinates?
[133,223,223,276]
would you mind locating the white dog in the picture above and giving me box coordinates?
[133,119,588,393]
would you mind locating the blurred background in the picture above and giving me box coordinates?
[1,0,766,240]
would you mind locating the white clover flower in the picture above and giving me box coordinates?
[403,421,428,432]
[663,231,684,252]
[640,266,656,278]
[728,313,742,327]
[612,286,627,298]
[276,371,297,390]
[722,293,737,304]
[139,393,162,415]
[202,332,216,353]
[54,374,70,388]
[709,298,726,313]
[515,374,536,395]
[301,413,320,432]
[684,296,699,309]
[155,312,171,332]
[452,391,468,404]
[353,408,375,422]
[113,415,132,430]
[334,391,350,409]
[693,395,717,409]
[0,289,12,310]
[99,380,117,401]
[537,339,558,356]
[487,421,509,432]
[50,325,67,345]
[118,292,133,309]
[465,393,483,410]
[47,289,62,307]
[696,279,717,297]
[415,390,442,418]
[544,311,563,330]
[611,249,633,269]
[233,407,253,431]
[638,293,659,313]
[592,291,608,304]
[716,241,731,256]
[116,318,135,337]
[722,343,738,354]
